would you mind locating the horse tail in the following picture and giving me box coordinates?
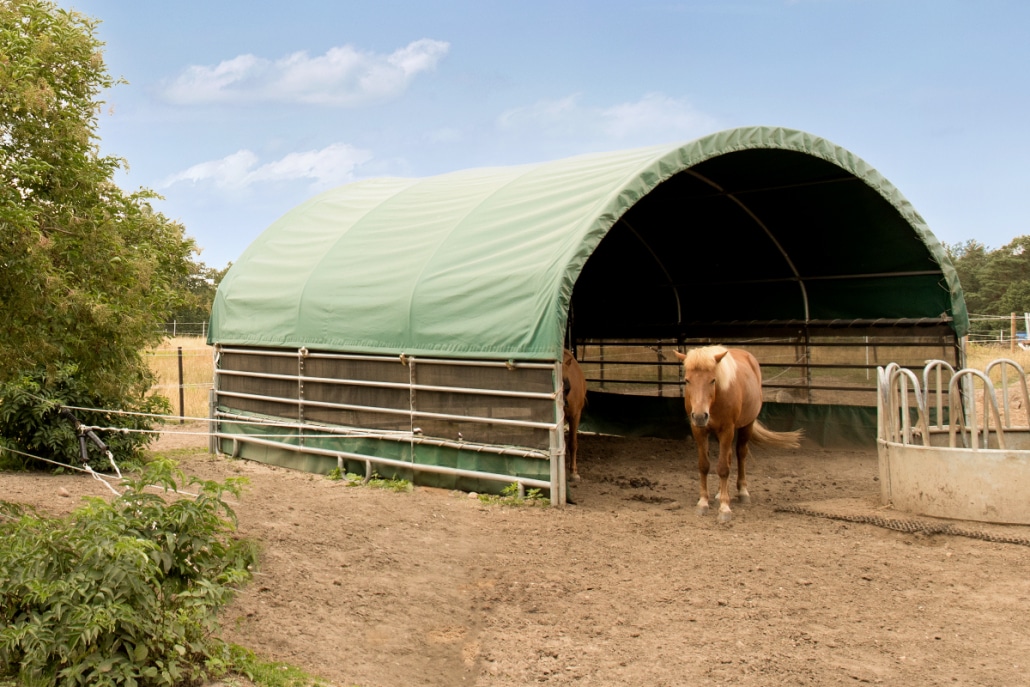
[749,420,803,449]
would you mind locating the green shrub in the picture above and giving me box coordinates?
[210,644,333,687]
[0,459,258,686]
[476,482,548,507]
[0,364,169,471]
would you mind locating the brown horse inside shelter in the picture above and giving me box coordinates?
[562,349,587,482]
[674,345,802,523]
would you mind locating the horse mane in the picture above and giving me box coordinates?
[683,345,738,391]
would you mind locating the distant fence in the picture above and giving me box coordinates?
[966,312,1030,347]
[146,344,214,422]
[160,321,208,338]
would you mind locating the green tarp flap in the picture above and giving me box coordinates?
[210,126,967,360]
[216,414,551,496]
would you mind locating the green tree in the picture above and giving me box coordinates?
[167,261,231,329]
[981,236,1030,315]
[948,236,1030,339]
[1,0,200,464]
[946,240,991,315]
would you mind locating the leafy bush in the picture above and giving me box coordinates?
[0,364,168,470]
[0,460,258,686]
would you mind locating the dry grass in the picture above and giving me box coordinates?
[965,342,1030,374]
[146,336,213,419]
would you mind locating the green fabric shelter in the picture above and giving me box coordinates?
[210,126,967,357]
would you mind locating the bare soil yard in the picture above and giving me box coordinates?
[4,424,1030,686]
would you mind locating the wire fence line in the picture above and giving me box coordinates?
[146,340,214,422]
[966,312,1030,345]
[158,321,209,337]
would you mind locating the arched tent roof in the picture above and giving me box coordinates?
[210,126,967,360]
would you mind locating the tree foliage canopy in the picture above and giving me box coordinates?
[947,236,1030,337]
[1,0,200,462]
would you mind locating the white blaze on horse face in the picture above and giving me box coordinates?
[684,368,718,427]
[676,347,730,428]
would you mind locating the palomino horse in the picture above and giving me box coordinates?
[563,349,587,481]
[674,345,802,523]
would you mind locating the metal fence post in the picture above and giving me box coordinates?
[177,346,185,424]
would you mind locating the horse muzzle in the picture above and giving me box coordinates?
[690,412,710,428]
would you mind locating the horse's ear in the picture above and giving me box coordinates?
[673,350,686,361]
[713,350,728,363]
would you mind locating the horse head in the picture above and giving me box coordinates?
[674,346,733,428]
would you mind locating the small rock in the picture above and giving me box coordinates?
[57,487,71,497]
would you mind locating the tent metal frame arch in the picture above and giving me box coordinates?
[683,167,809,322]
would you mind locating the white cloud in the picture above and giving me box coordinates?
[496,94,584,135]
[599,93,719,139]
[497,92,719,144]
[162,39,450,106]
[162,143,373,190]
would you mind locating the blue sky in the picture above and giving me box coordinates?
[68,0,1029,269]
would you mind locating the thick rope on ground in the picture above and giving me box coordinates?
[775,504,1030,547]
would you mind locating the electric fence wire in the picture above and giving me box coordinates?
[56,404,417,443]
[2,394,210,498]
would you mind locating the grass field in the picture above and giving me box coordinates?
[146,336,213,419]
[966,341,1030,374]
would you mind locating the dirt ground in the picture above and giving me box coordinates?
[4,422,1030,687]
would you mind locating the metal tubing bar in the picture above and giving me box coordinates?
[217,346,554,370]
[673,269,945,289]
[578,378,878,394]
[408,357,554,370]
[215,368,556,400]
[577,317,955,331]
[214,389,556,429]
[577,338,954,349]
[618,217,682,325]
[685,168,810,322]
[577,360,933,371]
[215,410,409,438]
[215,410,550,460]
[218,347,299,358]
[213,432,551,490]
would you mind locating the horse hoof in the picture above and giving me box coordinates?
[718,511,733,524]
[736,493,751,505]
[695,505,709,516]
[572,473,581,483]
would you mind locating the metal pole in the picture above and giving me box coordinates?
[551,357,567,506]
[657,344,663,396]
[208,389,218,454]
[177,346,185,424]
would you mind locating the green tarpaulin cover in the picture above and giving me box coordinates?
[210,126,966,359]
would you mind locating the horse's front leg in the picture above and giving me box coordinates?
[715,427,735,523]
[735,424,753,505]
[691,426,711,516]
